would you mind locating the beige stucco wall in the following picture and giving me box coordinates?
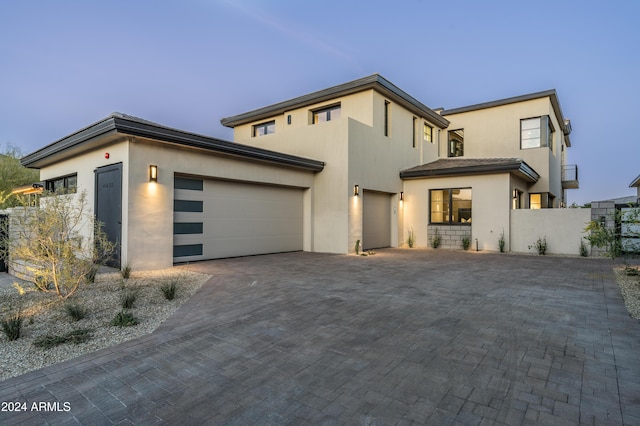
[443,97,566,206]
[510,208,591,255]
[402,173,511,251]
[127,140,317,269]
[233,89,444,253]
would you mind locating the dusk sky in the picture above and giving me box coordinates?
[1,0,638,205]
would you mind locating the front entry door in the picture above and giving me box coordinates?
[95,163,122,267]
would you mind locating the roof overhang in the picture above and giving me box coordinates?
[400,158,539,183]
[21,113,325,172]
[220,74,450,129]
[630,174,640,188]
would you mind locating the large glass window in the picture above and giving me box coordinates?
[312,104,341,124]
[521,116,554,150]
[448,129,464,157]
[430,188,472,224]
[253,120,275,137]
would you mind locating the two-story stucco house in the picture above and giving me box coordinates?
[19,74,578,270]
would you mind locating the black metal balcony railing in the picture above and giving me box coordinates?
[562,164,579,189]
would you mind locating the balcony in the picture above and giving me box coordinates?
[562,164,579,189]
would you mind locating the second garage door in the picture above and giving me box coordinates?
[362,190,391,250]
[174,176,304,263]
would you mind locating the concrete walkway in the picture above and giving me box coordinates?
[1,250,639,425]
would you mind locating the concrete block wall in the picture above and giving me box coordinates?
[428,225,472,250]
[590,201,616,257]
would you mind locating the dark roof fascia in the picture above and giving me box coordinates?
[400,160,540,183]
[220,74,449,129]
[22,115,325,172]
[21,117,118,167]
[441,89,571,139]
[630,174,640,188]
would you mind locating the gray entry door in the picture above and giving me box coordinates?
[95,163,122,267]
[363,190,391,250]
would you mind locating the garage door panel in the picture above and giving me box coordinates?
[363,190,391,250]
[173,177,303,262]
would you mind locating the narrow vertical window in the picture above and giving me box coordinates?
[412,117,417,148]
[448,129,464,157]
[384,100,390,137]
[424,123,433,143]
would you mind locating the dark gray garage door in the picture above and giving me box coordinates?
[362,190,391,250]
[173,176,304,263]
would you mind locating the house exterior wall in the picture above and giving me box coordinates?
[232,89,444,254]
[443,97,565,206]
[510,209,591,255]
[402,173,511,252]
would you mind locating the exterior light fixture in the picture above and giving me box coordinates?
[149,165,158,182]
[354,184,359,197]
[513,189,518,199]
[400,192,404,201]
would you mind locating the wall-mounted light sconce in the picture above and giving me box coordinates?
[512,189,518,199]
[400,192,404,201]
[354,184,359,197]
[149,165,158,182]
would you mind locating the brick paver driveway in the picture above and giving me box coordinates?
[1,250,639,425]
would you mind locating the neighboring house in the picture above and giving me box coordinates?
[19,74,579,270]
[631,174,640,199]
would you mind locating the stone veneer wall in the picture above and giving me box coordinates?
[428,225,472,250]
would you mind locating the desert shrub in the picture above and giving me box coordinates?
[431,228,441,249]
[407,228,415,248]
[121,263,132,280]
[64,302,88,322]
[1,310,23,341]
[33,329,92,349]
[529,236,547,255]
[579,239,589,257]
[462,236,470,250]
[161,281,178,300]
[498,231,506,253]
[110,310,138,327]
[120,291,137,309]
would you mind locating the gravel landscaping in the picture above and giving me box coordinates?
[0,269,210,381]
[616,264,640,319]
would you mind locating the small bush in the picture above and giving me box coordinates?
[86,265,99,284]
[120,291,137,309]
[64,302,88,322]
[111,310,139,327]
[355,239,360,255]
[498,231,506,253]
[431,228,441,249]
[530,236,547,255]
[625,266,639,276]
[1,310,23,341]
[407,228,415,248]
[33,329,92,349]
[161,281,178,300]
[121,263,132,279]
[462,236,470,250]
[579,239,589,257]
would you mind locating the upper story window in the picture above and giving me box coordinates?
[384,100,391,137]
[424,123,433,143]
[253,120,275,137]
[312,104,341,124]
[430,188,472,224]
[521,116,554,150]
[45,174,77,194]
[448,129,464,157]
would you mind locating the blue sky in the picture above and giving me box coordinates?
[1,0,638,205]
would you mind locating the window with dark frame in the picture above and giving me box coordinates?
[312,104,341,124]
[448,129,464,157]
[45,174,77,193]
[521,116,554,150]
[253,120,275,137]
[384,100,390,137]
[430,188,472,224]
[424,123,433,143]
